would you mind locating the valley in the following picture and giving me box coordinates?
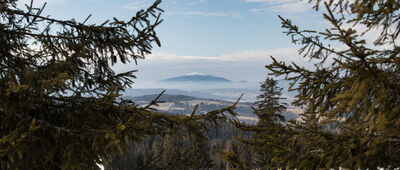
[126,94,302,124]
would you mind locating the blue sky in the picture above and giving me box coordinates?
[17,0,328,85]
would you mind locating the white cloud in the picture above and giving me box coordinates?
[336,23,400,51]
[122,0,151,10]
[247,0,310,14]
[188,0,205,5]
[246,0,296,3]
[270,1,309,14]
[17,0,65,7]
[166,11,242,19]
[145,48,309,64]
[112,48,330,83]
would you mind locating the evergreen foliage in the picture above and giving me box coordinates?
[255,78,287,121]
[223,0,400,169]
[249,78,287,168]
[109,120,243,170]
[0,0,238,169]
[220,78,288,169]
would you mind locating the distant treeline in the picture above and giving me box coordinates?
[109,120,250,170]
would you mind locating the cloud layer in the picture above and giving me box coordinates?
[246,0,311,14]
[112,47,324,84]
[166,11,242,19]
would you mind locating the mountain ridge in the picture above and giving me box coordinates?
[159,72,232,83]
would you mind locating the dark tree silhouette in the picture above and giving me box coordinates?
[223,0,400,169]
[0,0,238,169]
[255,78,287,121]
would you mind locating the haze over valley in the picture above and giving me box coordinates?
[122,72,301,123]
[124,72,296,103]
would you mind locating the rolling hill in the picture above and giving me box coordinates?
[126,94,301,124]
[159,72,231,83]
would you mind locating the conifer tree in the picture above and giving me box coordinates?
[248,78,287,168]
[221,79,288,169]
[0,0,238,169]
[224,0,400,169]
[255,78,287,121]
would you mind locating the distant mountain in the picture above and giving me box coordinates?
[159,72,231,83]
[123,88,228,100]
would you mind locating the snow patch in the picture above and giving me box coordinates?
[185,72,207,76]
